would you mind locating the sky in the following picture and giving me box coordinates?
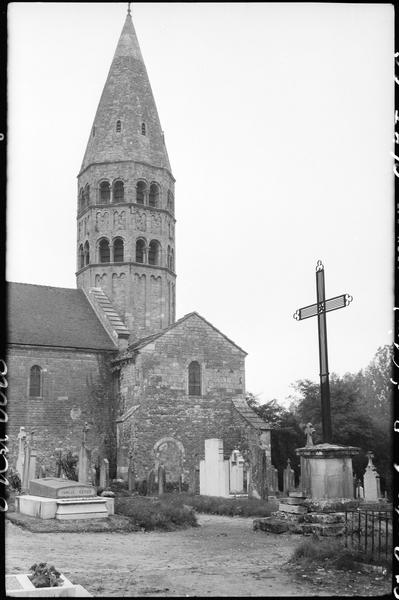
[7,2,394,406]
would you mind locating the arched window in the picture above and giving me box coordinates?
[79,244,84,269]
[136,181,146,204]
[135,239,146,263]
[149,183,159,207]
[167,245,171,269]
[113,181,124,203]
[29,365,42,397]
[113,238,124,262]
[141,122,146,135]
[84,241,90,266]
[100,181,110,203]
[167,190,174,212]
[84,184,90,207]
[116,120,121,132]
[171,248,175,271]
[148,240,160,266]
[188,361,201,396]
[99,238,110,263]
[79,188,85,211]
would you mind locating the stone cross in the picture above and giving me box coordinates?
[304,423,315,447]
[16,426,27,478]
[366,451,375,469]
[293,261,353,442]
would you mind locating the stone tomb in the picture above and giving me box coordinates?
[16,477,109,520]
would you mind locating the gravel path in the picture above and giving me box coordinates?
[5,514,389,597]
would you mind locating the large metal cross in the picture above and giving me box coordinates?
[293,260,353,443]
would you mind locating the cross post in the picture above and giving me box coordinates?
[293,260,353,443]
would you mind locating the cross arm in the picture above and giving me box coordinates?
[293,293,353,321]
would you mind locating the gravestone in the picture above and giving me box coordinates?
[199,439,229,497]
[100,458,109,489]
[17,477,109,520]
[16,426,27,478]
[158,465,166,495]
[21,435,37,491]
[78,444,91,484]
[229,449,244,494]
[146,468,155,495]
[283,459,295,496]
[363,452,381,501]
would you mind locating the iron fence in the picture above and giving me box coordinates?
[344,505,392,561]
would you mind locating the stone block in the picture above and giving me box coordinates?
[303,498,359,513]
[55,498,108,520]
[303,512,345,524]
[279,497,306,505]
[29,478,96,499]
[289,491,307,498]
[278,503,307,514]
[253,517,289,534]
[17,495,57,520]
[300,522,345,536]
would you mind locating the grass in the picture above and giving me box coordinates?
[290,536,391,572]
[167,492,277,517]
[115,496,198,531]
[6,511,137,533]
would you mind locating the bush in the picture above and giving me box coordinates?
[115,496,198,531]
[290,537,391,571]
[166,493,275,518]
[29,563,63,588]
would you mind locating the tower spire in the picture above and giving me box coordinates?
[127,2,131,15]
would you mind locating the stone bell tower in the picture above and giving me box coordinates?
[76,8,176,340]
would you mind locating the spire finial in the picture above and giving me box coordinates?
[127,2,131,15]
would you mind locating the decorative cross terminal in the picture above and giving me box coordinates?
[304,422,315,446]
[82,422,90,445]
[293,260,353,443]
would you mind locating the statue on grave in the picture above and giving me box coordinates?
[304,422,315,447]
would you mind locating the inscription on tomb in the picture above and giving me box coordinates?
[29,477,96,499]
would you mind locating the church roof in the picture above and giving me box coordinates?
[128,311,247,355]
[79,11,171,174]
[232,397,270,430]
[7,282,117,351]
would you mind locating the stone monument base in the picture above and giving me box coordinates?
[16,495,109,520]
[296,443,359,499]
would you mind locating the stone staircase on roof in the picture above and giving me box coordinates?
[84,287,130,350]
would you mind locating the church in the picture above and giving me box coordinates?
[7,9,271,496]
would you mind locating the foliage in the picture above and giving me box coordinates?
[115,496,198,531]
[58,451,78,481]
[7,468,21,493]
[29,563,63,588]
[290,536,391,570]
[167,493,277,518]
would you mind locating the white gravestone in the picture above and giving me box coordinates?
[229,449,244,493]
[199,439,229,497]
[16,427,27,479]
[100,458,109,489]
[363,452,381,501]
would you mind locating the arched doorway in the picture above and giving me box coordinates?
[153,437,185,490]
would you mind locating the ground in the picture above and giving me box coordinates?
[6,514,390,597]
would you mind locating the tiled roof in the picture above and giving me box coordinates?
[129,311,247,354]
[7,282,117,351]
[232,397,270,430]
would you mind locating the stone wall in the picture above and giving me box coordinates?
[7,345,117,476]
[116,313,248,489]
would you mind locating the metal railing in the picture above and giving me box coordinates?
[344,505,392,560]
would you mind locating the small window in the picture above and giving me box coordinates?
[84,184,90,207]
[84,241,90,266]
[167,245,171,269]
[79,189,85,211]
[99,238,110,263]
[188,361,201,396]
[100,181,110,203]
[79,244,84,269]
[136,239,146,263]
[149,183,159,207]
[171,248,174,271]
[92,126,96,137]
[167,190,174,212]
[29,365,42,397]
[114,238,124,262]
[148,240,160,265]
[113,180,124,203]
[136,181,146,204]
[116,120,121,133]
[141,122,146,135]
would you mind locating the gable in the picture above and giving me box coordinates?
[130,312,247,355]
[7,282,117,351]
